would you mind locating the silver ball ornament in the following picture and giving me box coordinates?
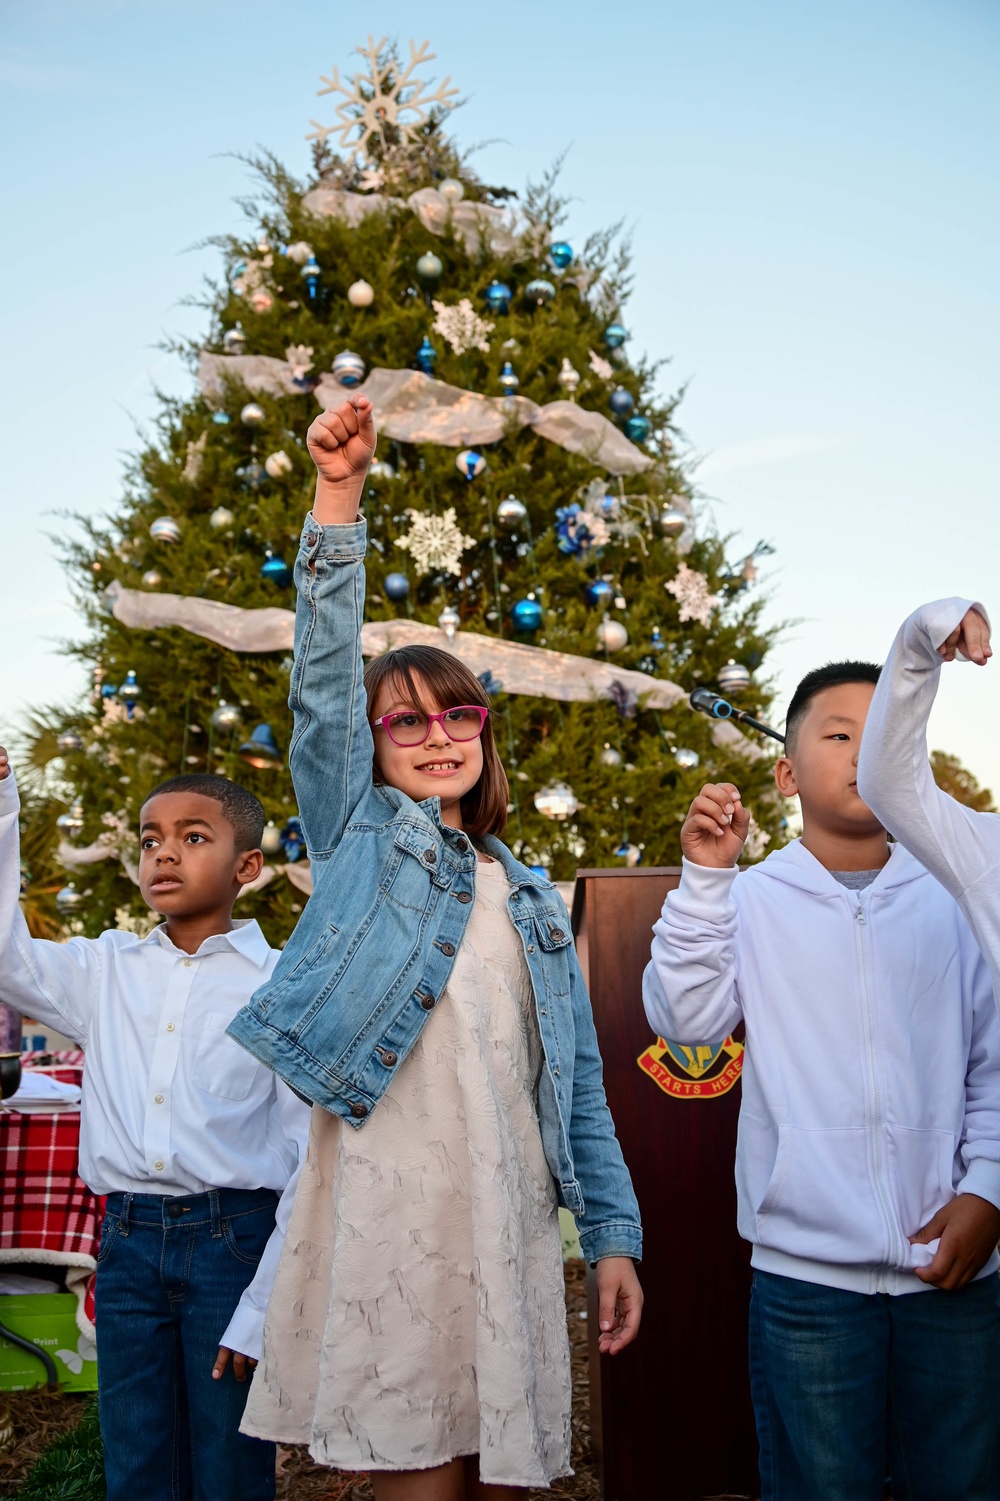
[210,700,242,733]
[149,516,181,544]
[660,506,687,538]
[260,821,284,857]
[674,747,700,771]
[209,506,235,531]
[438,178,465,204]
[496,495,527,528]
[347,279,375,308]
[222,324,246,355]
[141,569,162,587]
[240,402,265,426]
[55,883,85,914]
[416,251,444,283]
[596,619,628,652]
[533,781,579,821]
[264,450,293,478]
[718,660,752,694]
[56,731,83,753]
[599,744,623,768]
[332,350,366,388]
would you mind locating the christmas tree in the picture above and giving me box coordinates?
[36,37,782,938]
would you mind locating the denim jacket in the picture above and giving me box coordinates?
[228,516,641,1264]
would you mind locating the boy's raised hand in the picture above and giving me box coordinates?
[307,394,377,523]
[680,783,751,868]
[910,1192,1000,1290]
[938,607,992,666]
[0,747,8,781]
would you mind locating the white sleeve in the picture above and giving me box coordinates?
[857,598,1000,904]
[642,859,743,1044]
[0,772,99,1045]
[218,1084,312,1361]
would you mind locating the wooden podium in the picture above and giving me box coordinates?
[572,867,759,1501]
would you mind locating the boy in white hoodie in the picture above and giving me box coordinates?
[643,661,1000,1501]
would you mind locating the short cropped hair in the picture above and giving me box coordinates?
[785,661,882,752]
[364,644,509,838]
[141,774,265,851]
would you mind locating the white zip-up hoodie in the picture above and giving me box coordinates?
[642,839,1000,1294]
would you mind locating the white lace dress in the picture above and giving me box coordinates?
[241,858,573,1487]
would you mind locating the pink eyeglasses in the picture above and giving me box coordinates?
[373,706,489,748]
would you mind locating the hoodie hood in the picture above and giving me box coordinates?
[751,835,926,897]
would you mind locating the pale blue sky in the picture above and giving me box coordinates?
[2,0,998,789]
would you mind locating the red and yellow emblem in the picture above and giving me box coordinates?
[638,1034,744,1100]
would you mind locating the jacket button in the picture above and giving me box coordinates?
[549,927,565,941]
[527,944,536,954]
[454,837,468,853]
[439,942,456,957]
[350,1102,369,1119]
[420,994,436,1010]
[456,891,472,904]
[423,849,436,864]
[306,533,317,546]
[379,1050,398,1067]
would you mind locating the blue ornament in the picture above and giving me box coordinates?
[605,322,628,349]
[613,841,642,866]
[416,336,437,374]
[585,579,615,608]
[525,278,556,306]
[119,670,142,720]
[301,254,321,300]
[609,386,635,417]
[550,240,573,270]
[499,360,519,394]
[332,350,366,387]
[238,723,282,769]
[211,411,231,425]
[625,414,651,443]
[555,503,605,557]
[511,597,543,632]
[101,682,119,699]
[280,816,306,862]
[485,280,512,313]
[650,625,665,653]
[456,449,486,480]
[384,572,410,601]
[261,550,292,587]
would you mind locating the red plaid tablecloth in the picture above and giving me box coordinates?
[0,1051,102,1336]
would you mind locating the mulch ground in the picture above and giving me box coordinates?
[0,1261,601,1499]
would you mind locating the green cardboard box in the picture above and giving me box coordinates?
[0,1294,98,1392]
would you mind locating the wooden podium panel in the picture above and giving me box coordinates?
[572,868,758,1501]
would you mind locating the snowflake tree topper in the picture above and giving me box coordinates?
[396,508,475,578]
[665,563,719,627]
[307,37,460,162]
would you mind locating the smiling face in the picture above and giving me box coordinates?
[138,790,260,919]
[775,680,884,839]
[369,671,485,829]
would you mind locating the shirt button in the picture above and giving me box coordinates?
[439,942,456,957]
[182,958,193,968]
[306,532,317,545]
[166,1023,175,1033]
[350,1102,368,1119]
[154,1094,164,1104]
[456,891,472,904]
[154,1160,164,1171]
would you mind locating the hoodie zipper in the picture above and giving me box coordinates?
[853,895,901,1286]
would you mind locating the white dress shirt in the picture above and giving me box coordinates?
[0,770,310,1358]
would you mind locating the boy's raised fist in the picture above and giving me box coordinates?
[938,607,992,667]
[680,782,750,869]
[0,747,8,781]
[306,394,377,488]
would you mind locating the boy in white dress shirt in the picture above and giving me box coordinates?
[0,749,309,1501]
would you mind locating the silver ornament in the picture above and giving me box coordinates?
[558,358,581,394]
[222,324,246,355]
[141,569,162,588]
[347,279,375,308]
[660,506,687,538]
[56,731,83,753]
[496,495,527,528]
[210,700,242,733]
[283,241,313,266]
[55,883,85,913]
[332,350,366,387]
[56,801,85,837]
[438,606,461,641]
[599,744,623,768]
[718,660,751,694]
[674,747,700,770]
[416,251,443,283]
[438,178,465,203]
[264,450,293,479]
[596,619,628,652]
[209,506,234,530]
[533,781,579,821]
[369,460,397,480]
[240,402,265,426]
[260,821,284,857]
[149,516,181,544]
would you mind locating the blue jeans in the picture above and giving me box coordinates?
[95,1188,278,1501]
[749,1269,1000,1501]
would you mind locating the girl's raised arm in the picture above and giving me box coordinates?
[287,397,378,860]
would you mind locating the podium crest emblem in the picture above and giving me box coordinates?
[637,1034,744,1100]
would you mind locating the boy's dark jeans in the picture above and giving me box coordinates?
[95,1187,279,1501]
[750,1268,1000,1501]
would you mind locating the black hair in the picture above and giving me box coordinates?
[140,774,264,852]
[785,661,882,751]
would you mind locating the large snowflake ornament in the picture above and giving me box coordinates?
[308,38,460,162]
[665,563,719,626]
[432,299,494,356]
[396,508,475,577]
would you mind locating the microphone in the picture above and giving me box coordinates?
[689,688,786,745]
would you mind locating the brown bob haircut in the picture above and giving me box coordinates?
[363,644,510,839]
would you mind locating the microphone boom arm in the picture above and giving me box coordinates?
[689,687,785,745]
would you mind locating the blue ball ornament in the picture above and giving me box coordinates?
[261,550,292,587]
[238,723,282,769]
[624,414,652,443]
[585,579,615,608]
[609,386,635,417]
[416,336,436,375]
[549,240,573,270]
[211,411,231,425]
[604,322,628,349]
[485,280,512,314]
[511,598,543,632]
[384,572,410,601]
[525,278,556,307]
